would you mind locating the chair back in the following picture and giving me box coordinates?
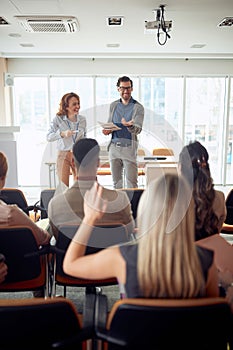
[95,297,232,350]
[40,188,55,219]
[0,226,49,295]
[0,298,88,349]
[0,188,29,215]
[120,188,144,220]
[51,224,129,296]
[137,148,145,156]
[152,148,174,156]
[224,189,233,224]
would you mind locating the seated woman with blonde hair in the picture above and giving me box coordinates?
[63,173,219,299]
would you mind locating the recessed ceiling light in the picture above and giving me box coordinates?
[218,17,233,27]
[9,33,22,38]
[191,44,206,49]
[0,16,9,25]
[20,43,35,47]
[106,43,120,48]
[106,16,124,26]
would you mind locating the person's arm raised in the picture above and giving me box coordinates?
[63,182,108,275]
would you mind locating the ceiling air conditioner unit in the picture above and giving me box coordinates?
[14,16,79,33]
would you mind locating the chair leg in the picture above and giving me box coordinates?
[85,286,102,295]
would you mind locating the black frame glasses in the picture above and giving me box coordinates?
[119,86,132,91]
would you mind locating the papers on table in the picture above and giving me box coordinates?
[98,121,121,131]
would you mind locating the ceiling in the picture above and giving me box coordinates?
[0,0,233,59]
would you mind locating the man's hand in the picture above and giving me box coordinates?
[121,118,134,127]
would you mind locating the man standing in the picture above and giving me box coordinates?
[102,76,144,188]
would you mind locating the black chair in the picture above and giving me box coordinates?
[0,187,45,218]
[0,226,50,297]
[225,189,233,224]
[120,188,144,220]
[94,295,232,350]
[40,188,56,219]
[0,297,91,349]
[51,224,129,297]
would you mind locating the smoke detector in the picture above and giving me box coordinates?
[14,16,79,33]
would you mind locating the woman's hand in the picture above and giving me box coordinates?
[218,269,233,291]
[83,182,108,225]
[61,130,76,138]
[225,286,233,313]
[102,129,112,135]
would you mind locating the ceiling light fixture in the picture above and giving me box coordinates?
[106,43,120,48]
[107,16,124,26]
[9,33,22,38]
[218,17,233,27]
[145,4,172,45]
[191,44,206,48]
[0,16,9,25]
[20,43,35,47]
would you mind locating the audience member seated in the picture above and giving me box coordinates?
[48,138,135,240]
[0,152,51,246]
[179,140,226,240]
[63,174,219,299]
[179,141,233,314]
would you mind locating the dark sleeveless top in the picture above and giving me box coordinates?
[119,243,214,298]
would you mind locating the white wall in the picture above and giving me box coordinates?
[7,58,233,75]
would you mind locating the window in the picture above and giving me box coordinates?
[13,75,232,187]
[226,78,233,184]
[185,77,226,184]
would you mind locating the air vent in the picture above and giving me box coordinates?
[218,17,233,27]
[14,16,79,33]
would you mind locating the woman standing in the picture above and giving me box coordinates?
[47,92,86,187]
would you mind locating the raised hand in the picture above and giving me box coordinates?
[83,182,108,225]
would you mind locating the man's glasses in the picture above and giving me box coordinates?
[119,86,132,91]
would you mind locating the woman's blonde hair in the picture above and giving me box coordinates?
[0,152,8,179]
[137,173,205,298]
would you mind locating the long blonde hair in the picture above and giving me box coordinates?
[137,173,205,298]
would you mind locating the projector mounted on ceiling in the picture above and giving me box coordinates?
[14,16,79,33]
[145,19,172,32]
[145,5,172,46]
